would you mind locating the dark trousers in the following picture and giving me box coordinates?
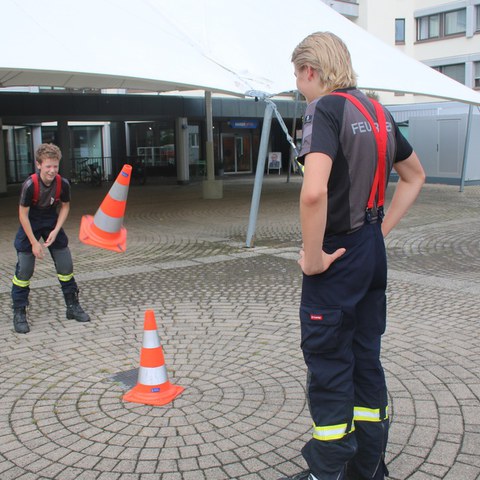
[300,222,389,479]
[12,217,77,308]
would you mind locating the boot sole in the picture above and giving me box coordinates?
[66,313,91,322]
[14,325,30,334]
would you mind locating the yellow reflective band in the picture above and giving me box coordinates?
[312,422,355,441]
[58,273,74,282]
[354,406,389,422]
[12,275,30,288]
[295,158,305,175]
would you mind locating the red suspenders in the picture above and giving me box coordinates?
[331,92,388,221]
[31,173,62,206]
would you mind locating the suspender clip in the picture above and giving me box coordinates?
[365,208,374,223]
[378,206,385,220]
[365,206,384,224]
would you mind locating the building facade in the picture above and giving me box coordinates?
[2,0,480,193]
[324,0,480,184]
[326,0,480,103]
[0,93,299,193]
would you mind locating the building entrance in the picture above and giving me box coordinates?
[221,134,252,174]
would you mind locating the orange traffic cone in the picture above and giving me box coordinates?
[79,164,132,252]
[123,310,184,406]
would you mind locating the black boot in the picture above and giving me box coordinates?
[279,467,346,480]
[13,307,30,334]
[278,471,318,480]
[65,290,90,322]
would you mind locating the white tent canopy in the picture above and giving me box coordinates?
[2,0,480,104]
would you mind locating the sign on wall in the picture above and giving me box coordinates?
[267,152,281,174]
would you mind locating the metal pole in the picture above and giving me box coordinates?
[287,90,300,183]
[246,102,274,247]
[460,103,473,192]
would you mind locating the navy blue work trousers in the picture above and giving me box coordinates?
[300,221,389,480]
[12,212,77,308]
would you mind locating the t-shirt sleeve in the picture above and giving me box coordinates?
[60,177,71,203]
[19,179,34,207]
[298,96,342,164]
[393,121,413,162]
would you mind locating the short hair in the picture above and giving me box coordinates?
[291,31,357,91]
[35,143,62,164]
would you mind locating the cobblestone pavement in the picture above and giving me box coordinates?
[0,175,479,480]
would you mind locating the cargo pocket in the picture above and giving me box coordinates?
[300,305,343,353]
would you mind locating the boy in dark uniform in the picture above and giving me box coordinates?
[281,32,425,480]
[12,143,90,334]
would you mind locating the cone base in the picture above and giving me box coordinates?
[79,215,127,253]
[123,383,184,406]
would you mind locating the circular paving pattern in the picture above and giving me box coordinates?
[3,294,310,479]
[0,180,479,479]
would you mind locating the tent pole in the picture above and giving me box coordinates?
[459,103,473,192]
[246,102,274,248]
[287,90,299,184]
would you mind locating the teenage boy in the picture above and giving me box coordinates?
[12,143,90,334]
[282,32,425,480]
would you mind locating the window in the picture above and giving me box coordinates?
[71,126,103,160]
[474,62,480,89]
[444,9,466,36]
[395,18,405,44]
[128,121,176,173]
[417,8,466,41]
[476,6,480,32]
[417,14,440,40]
[434,64,465,85]
[4,126,34,183]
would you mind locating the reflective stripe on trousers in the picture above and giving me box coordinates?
[354,406,388,423]
[12,275,30,288]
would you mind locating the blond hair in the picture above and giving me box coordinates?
[35,143,62,164]
[291,31,357,92]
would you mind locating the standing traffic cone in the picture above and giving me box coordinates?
[123,310,184,406]
[79,164,132,252]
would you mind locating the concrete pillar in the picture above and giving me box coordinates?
[175,117,189,185]
[110,121,127,178]
[466,5,475,38]
[57,120,72,179]
[31,126,42,152]
[0,118,7,195]
[202,90,223,199]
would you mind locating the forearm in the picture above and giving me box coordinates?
[382,180,421,236]
[19,207,38,247]
[53,203,70,233]
[382,154,425,237]
[298,152,333,275]
[300,191,327,274]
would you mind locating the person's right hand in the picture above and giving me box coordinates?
[298,246,346,276]
[32,241,45,259]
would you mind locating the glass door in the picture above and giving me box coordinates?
[4,126,34,183]
[221,133,252,173]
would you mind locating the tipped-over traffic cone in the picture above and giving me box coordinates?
[79,164,132,252]
[123,310,184,406]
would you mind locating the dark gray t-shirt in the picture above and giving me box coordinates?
[298,88,413,236]
[19,174,70,214]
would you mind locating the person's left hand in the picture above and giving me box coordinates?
[44,231,58,248]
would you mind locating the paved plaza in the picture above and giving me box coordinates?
[0,175,479,480]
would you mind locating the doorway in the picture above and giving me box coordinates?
[221,134,252,174]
